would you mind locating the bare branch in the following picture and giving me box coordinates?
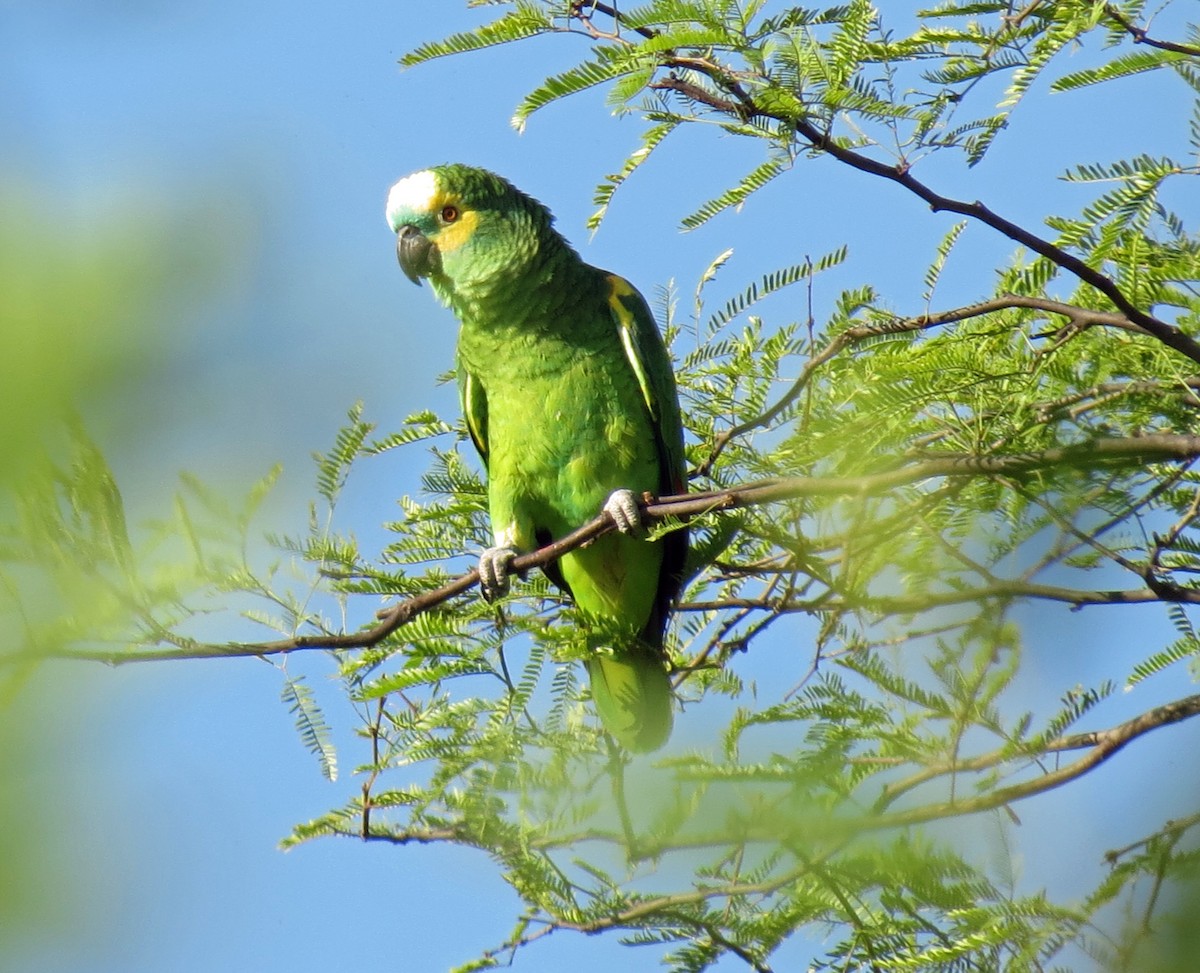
[20,433,1200,666]
[1103,4,1200,57]
[680,578,1200,616]
[876,693,1200,816]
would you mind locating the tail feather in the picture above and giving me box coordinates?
[586,646,672,753]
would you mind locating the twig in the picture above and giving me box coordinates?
[361,696,385,838]
[681,577,1200,615]
[1104,810,1200,865]
[697,294,1151,475]
[1103,4,1200,57]
[877,693,1200,812]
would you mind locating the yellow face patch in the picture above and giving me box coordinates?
[428,190,479,255]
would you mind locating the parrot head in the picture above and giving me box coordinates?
[385,164,560,305]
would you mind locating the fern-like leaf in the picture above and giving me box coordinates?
[281,674,338,782]
[589,120,680,230]
[512,49,636,132]
[314,403,374,504]
[681,156,789,231]
[400,2,551,68]
[1126,636,1200,689]
[1051,49,1188,92]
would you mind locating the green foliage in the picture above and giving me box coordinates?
[314,402,374,504]
[1052,48,1192,92]
[406,0,1200,221]
[681,156,791,230]
[399,1,551,67]
[7,1,1200,970]
[250,205,1199,968]
[0,187,223,490]
[281,673,338,781]
[0,178,247,957]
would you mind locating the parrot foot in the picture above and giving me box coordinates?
[478,546,518,602]
[603,489,644,536]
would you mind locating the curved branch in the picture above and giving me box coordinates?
[697,294,1150,475]
[781,112,1198,359]
[679,577,1200,615]
[336,692,1200,852]
[635,26,1200,364]
[1103,4,1200,57]
[22,433,1200,665]
[875,692,1200,817]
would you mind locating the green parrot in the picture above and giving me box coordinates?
[385,163,687,752]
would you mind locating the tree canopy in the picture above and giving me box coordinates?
[5,2,1200,970]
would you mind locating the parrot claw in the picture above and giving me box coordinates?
[478,546,518,602]
[603,488,644,536]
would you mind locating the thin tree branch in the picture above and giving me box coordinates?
[783,116,1194,357]
[681,577,1200,615]
[1104,809,1200,865]
[635,31,1200,365]
[19,433,1200,666]
[1103,4,1200,57]
[876,693,1200,812]
[697,294,1153,475]
[332,692,1200,854]
[577,0,655,41]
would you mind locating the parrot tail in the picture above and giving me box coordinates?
[586,644,673,753]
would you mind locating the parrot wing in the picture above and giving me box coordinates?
[604,272,689,634]
[605,274,686,498]
[457,351,489,470]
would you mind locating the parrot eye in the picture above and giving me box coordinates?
[440,204,459,224]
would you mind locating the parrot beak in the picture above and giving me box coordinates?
[396,224,438,286]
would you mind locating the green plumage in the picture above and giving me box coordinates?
[386,164,687,751]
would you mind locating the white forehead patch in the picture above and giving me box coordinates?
[385,169,439,229]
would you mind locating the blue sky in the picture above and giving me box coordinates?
[4,2,1199,971]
